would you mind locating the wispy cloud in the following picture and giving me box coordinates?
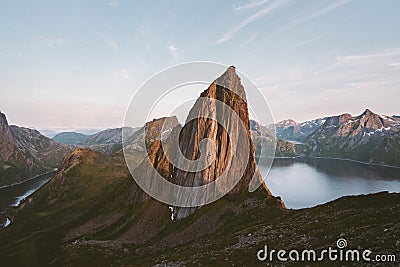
[281,0,352,30]
[166,45,179,59]
[233,0,270,11]
[290,36,321,49]
[99,34,118,50]
[34,37,64,48]
[216,0,290,44]
[336,48,400,63]
[0,51,23,57]
[256,47,400,121]
[120,69,133,80]
[107,0,119,7]
[238,33,258,48]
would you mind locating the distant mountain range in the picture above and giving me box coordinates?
[39,128,103,138]
[274,118,327,142]
[301,109,400,166]
[247,109,400,167]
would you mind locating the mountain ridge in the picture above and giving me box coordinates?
[0,111,73,186]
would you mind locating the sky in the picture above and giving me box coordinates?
[1,0,400,129]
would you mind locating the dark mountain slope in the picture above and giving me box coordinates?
[0,112,73,186]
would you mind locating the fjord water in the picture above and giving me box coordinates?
[1,159,399,227]
[262,158,400,209]
[0,172,55,227]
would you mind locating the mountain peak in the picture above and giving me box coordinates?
[0,111,9,132]
[206,65,246,99]
[277,119,297,127]
[362,109,376,117]
[132,65,268,220]
[220,65,237,77]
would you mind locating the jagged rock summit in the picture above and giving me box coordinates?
[174,65,262,194]
[132,66,271,220]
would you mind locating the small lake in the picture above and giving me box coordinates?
[261,158,400,209]
[0,172,55,227]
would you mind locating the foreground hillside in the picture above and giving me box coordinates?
[0,148,398,266]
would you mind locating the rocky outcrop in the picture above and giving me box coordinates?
[0,112,19,162]
[173,66,262,195]
[131,66,271,220]
[275,139,298,157]
[124,116,179,152]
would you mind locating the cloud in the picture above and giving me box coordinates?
[238,33,258,48]
[255,47,400,121]
[0,51,23,57]
[216,0,290,44]
[99,34,118,50]
[120,69,133,81]
[107,0,119,7]
[34,37,64,48]
[233,0,271,11]
[289,36,321,49]
[336,48,400,63]
[281,0,352,30]
[166,45,179,59]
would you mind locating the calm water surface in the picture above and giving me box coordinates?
[0,172,55,227]
[1,159,400,227]
[261,158,400,209]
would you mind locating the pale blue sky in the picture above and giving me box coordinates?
[1,0,399,128]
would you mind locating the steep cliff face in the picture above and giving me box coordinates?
[173,66,262,194]
[131,66,272,220]
[124,116,179,153]
[0,111,72,186]
[0,112,19,162]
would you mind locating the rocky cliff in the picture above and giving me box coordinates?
[131,66,271,220]
[0,111,73,186]
[173,66,264,195]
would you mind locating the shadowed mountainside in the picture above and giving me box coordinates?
[0,112,73,186]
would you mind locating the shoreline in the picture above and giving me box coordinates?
[0,170,57,189]
[273,156,400,169]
